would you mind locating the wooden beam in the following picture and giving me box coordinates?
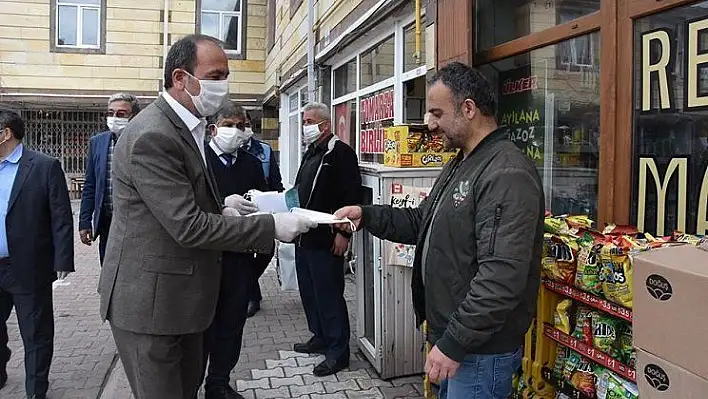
[473,12,602,65]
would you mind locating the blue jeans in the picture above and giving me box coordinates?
[437,348,522,399]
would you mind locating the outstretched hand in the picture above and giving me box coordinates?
[333,206,363,233]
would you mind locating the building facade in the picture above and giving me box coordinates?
[435,0,708,238]
[0,0,268,196]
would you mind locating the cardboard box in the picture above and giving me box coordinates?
[637,349,708,398]
[633,245,708,379]
[383,125,457,168]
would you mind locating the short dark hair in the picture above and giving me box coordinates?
[164,34,222,89]
[0,109,25,140]
[216,101,246,121]
[429,62,497,117]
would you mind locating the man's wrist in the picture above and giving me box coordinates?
[338,230,352,239]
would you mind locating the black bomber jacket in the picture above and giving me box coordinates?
[361,127,545,362]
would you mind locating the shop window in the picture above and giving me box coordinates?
[475,0,600,51]
[51,0,105,54]
[630,3,708,236]
[334,59,357,98]
[403,23,426,72]
[404,76,426,123]
[360,36,395,88]
[479,31,601,218]
[334,100,357,148]
[198,0,245,58]
[359,87,394,164]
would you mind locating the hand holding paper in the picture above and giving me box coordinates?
[273,212,318,242]
[333,206,364,233]
[225,194,259,215]
[222,206,240,217]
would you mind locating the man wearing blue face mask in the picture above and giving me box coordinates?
[79,93,140,265]
[99,34,316,399]
[197,102,267,399]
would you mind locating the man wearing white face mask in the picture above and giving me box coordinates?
[79,92,140,265]
[98,35,317,399]
[293,102,362,377]
[198,102,267,399]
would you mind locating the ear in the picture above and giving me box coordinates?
[461,99,477,120]
[172,69,188,90]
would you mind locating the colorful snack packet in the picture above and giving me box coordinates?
[572,305,593,344]
[618,323,634,366]
[605,372,639,399]
[575,233,603,295]
[599,242,634,309]
[545,235,579,285]
[553,346,568,377]
[565,352,596,396]
[591,312,620,358]
[554,299,572,334]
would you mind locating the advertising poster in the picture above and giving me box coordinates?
[360,87,394,163]
[497,66,546,167]
[386,183,431,267]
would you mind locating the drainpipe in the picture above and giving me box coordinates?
[414,0,422,64]
[307,0,316,102]
[162,0,170,93]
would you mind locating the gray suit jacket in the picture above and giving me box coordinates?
[98,96,275,335]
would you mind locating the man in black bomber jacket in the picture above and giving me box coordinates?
[292,102,362,377]
[335,63,544,399]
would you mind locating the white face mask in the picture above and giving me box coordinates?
[213,127,251,154]
[302,122,324,145]
[107,117,130,135]
[185,72,229,117]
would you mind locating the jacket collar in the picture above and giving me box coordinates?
[8,145,34,212]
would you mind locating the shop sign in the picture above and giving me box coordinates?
[634,15,708,236]
[497,66,545,166]
[641,17,708,111]
[360,88,394,154]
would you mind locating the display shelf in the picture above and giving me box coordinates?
[541,367,594,399]
[542,278,633,322]
[543,323,636,382]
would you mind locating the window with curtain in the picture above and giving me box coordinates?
[200,0,244,53]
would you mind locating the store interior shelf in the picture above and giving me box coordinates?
[542,278,633,322]
[543,323,636,382]
[541,367,594,399]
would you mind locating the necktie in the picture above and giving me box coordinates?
[221,153,234,165]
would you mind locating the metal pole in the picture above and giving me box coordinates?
[307,0,316,102]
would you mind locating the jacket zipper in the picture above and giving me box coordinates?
[489,204,502,255]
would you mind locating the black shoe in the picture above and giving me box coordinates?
[293,337,327,354]
[246,300,261,318]
[313,356,349,377]
[205,385,244,399]
[29,395,47,399]
[0,365,6,390]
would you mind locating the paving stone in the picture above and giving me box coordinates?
[390,375,424,386]
[251,367,285,379]
[280,350,313,359]
[253,386,292,398]
[346,388,384,399]
[380,385,422,399]
[237,377,271,391]
[356,378,394,390]
[290,382,326,397]
[303,374,338,385]
[336,369,371,381]
[285,365,316,377]
[266,357,299,368]
[271,375,304,388]
[324,379,360,393]
[310,393,348,399]
[298,356,325,366]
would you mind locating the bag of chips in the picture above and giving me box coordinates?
[602,372,639,399]
[618,322,634,366]
[599,242,634,309]
[554,299,572,334]
[591,312,620,358]
[572,305,593,344]
[575,233,603,295]
[543,235,579,285]
[563,352,596,396]
[553,346,568,377]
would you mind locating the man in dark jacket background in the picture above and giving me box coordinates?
[292,102,362,377]
[335,62,544,399]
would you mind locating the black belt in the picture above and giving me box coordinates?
[0,258,9,267]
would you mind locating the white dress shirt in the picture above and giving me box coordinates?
[162,92,207,165]
[208,140,238,165]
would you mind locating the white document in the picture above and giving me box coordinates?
[290,207,356,231]
[246,188,300,213]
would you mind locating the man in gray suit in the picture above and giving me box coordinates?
[98,34,316,399]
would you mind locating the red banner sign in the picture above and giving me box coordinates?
[360,88,394,154]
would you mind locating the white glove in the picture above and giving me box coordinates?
[272,213,318,243]
[224,194,259,215]
[222,206,240,217]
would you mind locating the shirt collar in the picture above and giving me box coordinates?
[162,92,204,133]
[2,143,23,164]
[209,140,225,157]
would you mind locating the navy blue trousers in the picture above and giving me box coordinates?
[295,247,350,361]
